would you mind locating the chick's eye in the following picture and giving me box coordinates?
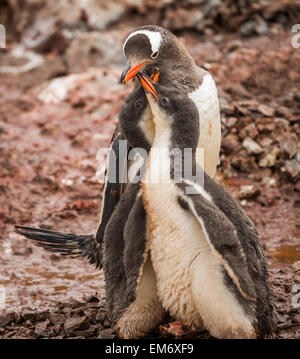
[135,100,143,109]
[161,97,169,105]
[151,51,159,59]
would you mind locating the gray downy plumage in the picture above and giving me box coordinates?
[102,87,151,323]
[16,86,152,327]
[102,182,147,323]
[143,84,275,337]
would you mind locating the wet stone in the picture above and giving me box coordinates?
[73,325,98,338]
[293,274,300,284]
[72,308,85,316]
[280,160,300,182]
[97,328,116,339]
[21,311,36,322]
[257,104,275,117]
[291,314,300,323]
[53,324,63,335]
[238,185,261,200]
[95,308,107,323]
[35,310,50,321]
[103,318,111,328]
[222,134,240,154]
[62,307,72,315]
[49,313,65,326]
[275,106,291,118]
[242,137,263,155]
[34,320,52,337]
[64,316,90,337]
[259,137,273,148]
[244,123,259,139]
[259,148,279,168]
[87,295,100,303]
[0,313,15,327]
[17,327,35,338]
[23,319,34,328]
[292,261,300,272]
[280,135,298,159]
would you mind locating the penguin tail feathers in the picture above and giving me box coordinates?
[15,225,101,268]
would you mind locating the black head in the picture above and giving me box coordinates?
[123,25,168,63]
[119,86,151,151]
[121,25,194,84]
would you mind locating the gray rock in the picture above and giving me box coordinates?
[292,261,300,272]
[163,7,204,31]
[222,134,240,154]
[96,308,107,323]
[240,15,268,37]
[34,320,52,337]
[257,104,275,117]
[66,31,124,72]
[259,148,279,168]
[280,134,298,159]
[97,328,116,339]
[280,159,300,182]
[0,313,15,327]
[87,295,100,303]
[64,316,89,337]
[238,185,261,200]
[49,313,65,326]
[73,325,98,338]
[242,137,263,155]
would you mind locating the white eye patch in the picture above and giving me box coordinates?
[123,30,162,56]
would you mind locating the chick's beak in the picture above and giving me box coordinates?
[137,73,159,101]
[121,62,148,83]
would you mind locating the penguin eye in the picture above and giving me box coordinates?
[161,97,169,105]
[150,51,159,59]
[135,100,143,109]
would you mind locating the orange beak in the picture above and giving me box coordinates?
[137,73,159,101]
[121,62,148,83]
[151,71,160,83]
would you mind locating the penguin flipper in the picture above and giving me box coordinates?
[15,226,100,267]
[102,182,141,322]
[201,173,275,335]
[95,127,129,266]
[177,181,256,302]
[123,192,147,300]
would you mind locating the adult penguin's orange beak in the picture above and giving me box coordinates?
[120,62,148,83]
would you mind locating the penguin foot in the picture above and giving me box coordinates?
[115,257,165,339]
[115,302,165,339]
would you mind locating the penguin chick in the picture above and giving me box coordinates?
[141,85,275,339]
[104,86,165,338]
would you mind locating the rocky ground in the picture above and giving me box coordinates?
[0,0,299,339]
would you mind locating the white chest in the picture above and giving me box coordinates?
[189,73,221,178]
[142,144,212,324]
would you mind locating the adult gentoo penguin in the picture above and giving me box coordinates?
[121,24,221,179]
[96,24,221,265]
[141,84,274,338]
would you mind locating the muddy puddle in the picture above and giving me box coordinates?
[268,244,300,265]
